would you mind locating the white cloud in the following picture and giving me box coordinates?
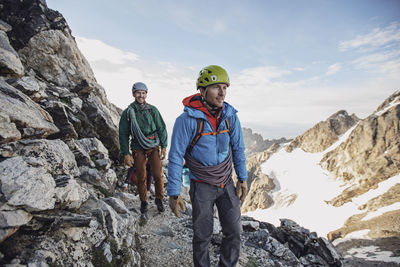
[76,37,139,65]
[339,22,400,51]
[351,50,400,76]
[326,63,341,76]
[76,36,400,139]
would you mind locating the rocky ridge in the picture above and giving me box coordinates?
[322,90,400,243]
[241,91,400,265]
[285,110,359,153]
[321,91,400,207]
[0,0,344,266]
[243,127,288,156]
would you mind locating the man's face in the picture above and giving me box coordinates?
[201,83,227,108]
[133,90,147,104]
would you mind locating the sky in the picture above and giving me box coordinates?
[46,0,400,139]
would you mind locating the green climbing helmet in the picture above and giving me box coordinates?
[196,65,230,89]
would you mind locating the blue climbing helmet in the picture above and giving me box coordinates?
[132,82,148,93]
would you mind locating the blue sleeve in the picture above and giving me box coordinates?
[167,114,193,196]
[229,114,248,181]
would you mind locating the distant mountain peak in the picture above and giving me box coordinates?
[242,127,288,156]
[285,110,359,153]
[375,89,400,116]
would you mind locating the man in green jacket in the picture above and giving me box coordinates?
[119,82,168,214]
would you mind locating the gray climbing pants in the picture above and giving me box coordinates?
[189,179,242,267]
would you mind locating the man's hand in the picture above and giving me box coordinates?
[124,154,134,167]
[235,180,247,202]
[159,147,167,160]
[169,195,186,217]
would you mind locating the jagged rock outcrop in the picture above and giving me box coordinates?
[286,110,359,153]
[321,91,400,207]
[243,127,288,155]
[0,0,121,161]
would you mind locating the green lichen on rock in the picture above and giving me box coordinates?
[246,256,258,267]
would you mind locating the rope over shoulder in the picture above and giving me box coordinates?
[127,105,160,150]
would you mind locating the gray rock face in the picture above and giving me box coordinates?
[0,209,32,228]
[68,137,111,168]
[0,31,24,77]
[0,156,56,211]
[0,79,59,139]
[19,29,96,88]
[0,139,89,212]
[43,100,78,140]
[0,139,79,176]
[81,92,121,161]
[286,110,359,153]
[7,76,48,102]
[0,0,121,161]
[0,113,21,144]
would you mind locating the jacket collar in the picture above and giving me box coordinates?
[182,93,237,121]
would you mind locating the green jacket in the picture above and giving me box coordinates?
[119,101,167,155]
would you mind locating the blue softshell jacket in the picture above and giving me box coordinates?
[167,94,248,197]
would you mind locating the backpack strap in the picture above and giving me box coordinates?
[186,118,204,154]
[186,118,230,154]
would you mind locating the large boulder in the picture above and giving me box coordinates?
[0,156,56,211]
[0,139,88,211]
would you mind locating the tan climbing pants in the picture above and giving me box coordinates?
[133,147,164,201]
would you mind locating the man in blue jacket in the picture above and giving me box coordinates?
[167,65,248,267]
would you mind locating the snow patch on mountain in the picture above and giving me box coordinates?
[245,126,399,238]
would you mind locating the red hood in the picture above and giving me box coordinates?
[182,93,221,131]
